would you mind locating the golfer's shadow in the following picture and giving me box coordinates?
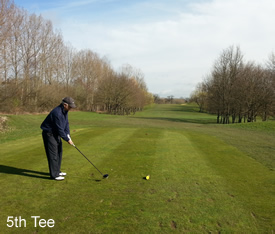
[0,165,51,180]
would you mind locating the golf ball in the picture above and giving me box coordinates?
[146,175,150,180]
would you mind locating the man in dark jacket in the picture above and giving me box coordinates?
[41,97,76,180]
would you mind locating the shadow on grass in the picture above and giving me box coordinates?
[0,165,51,180]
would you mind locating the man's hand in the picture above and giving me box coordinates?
[67,134,74,146]
[68,139,74,146]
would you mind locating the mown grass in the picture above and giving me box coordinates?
[0,104,274,233]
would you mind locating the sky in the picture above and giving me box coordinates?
[13,0,275,98]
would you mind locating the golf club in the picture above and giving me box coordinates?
[73,144,109,179]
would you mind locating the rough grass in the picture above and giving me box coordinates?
[0,104,274,233]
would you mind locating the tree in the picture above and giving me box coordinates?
[0,1,152,113]
[190,82,207,112]
[195,46,275,123]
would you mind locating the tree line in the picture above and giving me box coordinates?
[191,46,275,123]
[0,0,153,114]
[153,95,186,104]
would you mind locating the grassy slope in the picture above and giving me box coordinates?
[0,104,274,233]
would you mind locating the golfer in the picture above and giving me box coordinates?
[41,97,76,181]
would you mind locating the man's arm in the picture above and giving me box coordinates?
[53,113,70,142]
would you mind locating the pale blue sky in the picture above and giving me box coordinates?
[14,0,275,97]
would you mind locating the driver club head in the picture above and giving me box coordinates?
[103,174,109,179]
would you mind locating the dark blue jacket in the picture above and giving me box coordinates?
[41,104,70,141]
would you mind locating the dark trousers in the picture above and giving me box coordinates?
[42,131,63,178]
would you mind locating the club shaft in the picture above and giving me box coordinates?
[74,146,103,176]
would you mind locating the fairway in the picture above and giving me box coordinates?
[0,104,274,233]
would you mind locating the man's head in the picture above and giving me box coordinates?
[62,97,76,111]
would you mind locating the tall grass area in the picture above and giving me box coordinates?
[0,104,274,233]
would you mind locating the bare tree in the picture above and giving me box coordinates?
[190,82,208,112]
[197,46,275,123]
[0,0,15,46]
[205,46,244,123]
[262,52,275,119]
[0,1,153,113]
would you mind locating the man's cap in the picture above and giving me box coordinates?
[62,97,76,108]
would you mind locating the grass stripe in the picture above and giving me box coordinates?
[143,130,259,233]
[186,131,275,231]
